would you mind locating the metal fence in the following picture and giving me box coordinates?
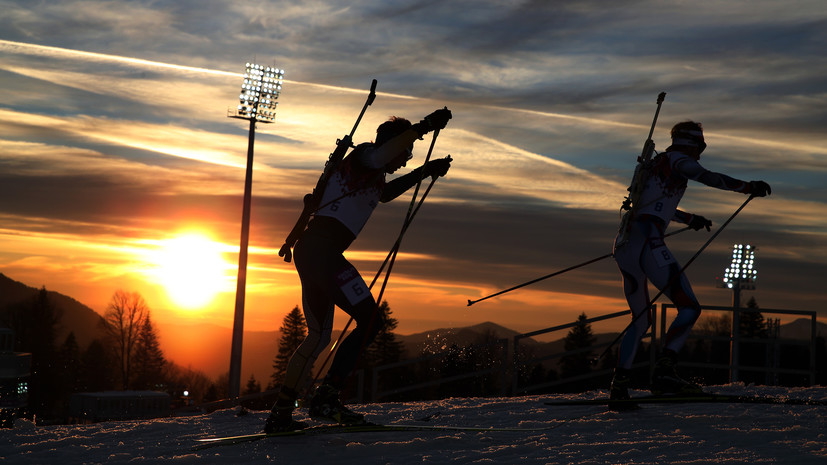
[362,305,820,401]
[660,304,818,386]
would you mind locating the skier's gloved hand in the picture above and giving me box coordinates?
[423,156,452,178]
[749,180,772,197]
[413,108,452,136]
[689,214,712,231]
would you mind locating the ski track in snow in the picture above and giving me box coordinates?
[1,385,826,464]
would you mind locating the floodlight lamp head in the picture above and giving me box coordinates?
[234,63,285,122]
[723,243,757,289]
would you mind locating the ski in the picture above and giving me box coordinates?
[544,393,827,407]
[195,422,552,448]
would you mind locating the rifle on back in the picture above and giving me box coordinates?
[615,92,666,248]
[278,79,378,262]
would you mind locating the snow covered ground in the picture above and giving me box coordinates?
[2,385,826,464]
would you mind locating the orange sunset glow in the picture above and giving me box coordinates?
[2,1,826,386]
[143,232,234,310]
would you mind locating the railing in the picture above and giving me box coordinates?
[511,310,649,395]
[660,304,818,386]
[367,337,509,402]
[363,305,820,401]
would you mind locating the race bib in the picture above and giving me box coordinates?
[648,237,676,268]
[335,265,371,305]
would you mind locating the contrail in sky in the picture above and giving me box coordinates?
[0,39,414,98]
[0,39,240,77]
[2,40,824,155]
[0,39,630,126]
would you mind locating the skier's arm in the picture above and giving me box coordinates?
[673,155,771,197]
[673,155,751,193]
[673,210,694,224]
[673,209,712,231]
[381,157,451,202]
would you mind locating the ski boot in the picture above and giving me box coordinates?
[650,349,703,396]
[608,368,638,411]
[264,407,308,434]
[264,388,308,434]
[308,384,365,425]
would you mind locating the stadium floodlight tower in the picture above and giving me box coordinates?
[721,243,757,307]
[227,63,284,400]
[719,243,757,383]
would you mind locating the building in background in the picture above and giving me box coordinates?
[0,328,31,428]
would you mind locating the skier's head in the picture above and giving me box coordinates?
[375,116,412,147]
[376,116,414,174]
[670,121,706,158]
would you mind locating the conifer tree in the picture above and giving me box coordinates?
[81,339,116,392]
[364,300,405,366]
[11,288,62,416]
[560,313,596,384]
[738,297,768,385]
[270,306,307,388]
[739,297,768,338]
[133,314,167,390]
[244,374,262,395]
[58,332,82,395]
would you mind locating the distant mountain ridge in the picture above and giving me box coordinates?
[1,273,824,382]
[0,272,106,349]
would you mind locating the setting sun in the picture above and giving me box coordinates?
[152,233,232,310]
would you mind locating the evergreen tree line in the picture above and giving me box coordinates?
[3,289,229,422]
[263,299,827,402]
[4,289,824,422]
[512,298,827,395]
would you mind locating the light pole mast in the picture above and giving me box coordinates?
[227,63,284,399]
[719,244,757,383]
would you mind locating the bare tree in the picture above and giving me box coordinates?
[103,290,148,390]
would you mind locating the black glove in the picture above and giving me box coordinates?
[689,214,712,231]
[412,108,452,136]
[423,156,452,178]
[749,180,772,197]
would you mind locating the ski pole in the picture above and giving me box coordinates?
[594,195,756,364]
[369,175,440,289]
[467,226,692,307]
[373,127,441,306]
[309,130,445,389]
[308,175,440,389]
[279,79,378,263]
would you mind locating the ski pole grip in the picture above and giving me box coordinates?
[657,92,666,104]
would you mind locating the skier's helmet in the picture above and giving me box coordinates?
[670,121,707,155]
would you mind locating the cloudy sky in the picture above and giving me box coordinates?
[1,1,825,345]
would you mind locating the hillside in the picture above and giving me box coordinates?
[0,272,106,349]
[396,321,541,354]
[779,317,827,339]
[2,272,823,383]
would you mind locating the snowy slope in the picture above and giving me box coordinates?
[2,385,825,464]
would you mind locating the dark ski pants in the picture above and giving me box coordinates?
[280,221,384,397]
[614,216,701,370]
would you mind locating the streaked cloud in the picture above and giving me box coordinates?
[0,0,825,337]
